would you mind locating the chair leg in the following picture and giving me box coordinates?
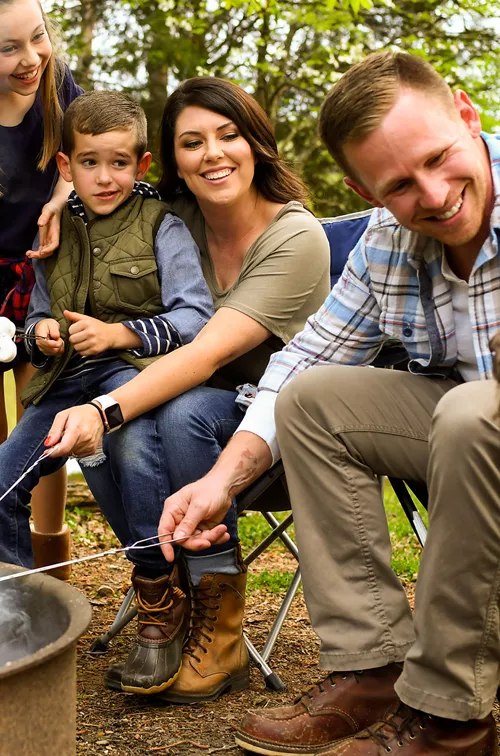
[262,566,302,660]
[89,586,137,655]
[243,512,302,691]
[262,512,299,560]
[388,478,427,546]
[244,513,295,564]
[244,633,286,691]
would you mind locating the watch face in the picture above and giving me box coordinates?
[107,403,124,429]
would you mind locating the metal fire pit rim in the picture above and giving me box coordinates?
[0,562,92,681]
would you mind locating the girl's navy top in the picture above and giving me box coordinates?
[0,64,83,260]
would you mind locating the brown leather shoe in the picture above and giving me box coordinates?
[120,565,189,695]
[321,703,498,755]
[158,567,249,703]
[234,664,402,756]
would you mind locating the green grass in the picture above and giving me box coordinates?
[247,569,296,593]
[240,480,428,593]
[384,482,428,581]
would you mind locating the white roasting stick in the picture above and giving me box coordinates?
[0,532,202,583]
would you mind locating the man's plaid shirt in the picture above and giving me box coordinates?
[239,132,500,457]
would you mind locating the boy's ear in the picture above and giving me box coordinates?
[56,152,73,183]
[136,151,153,181]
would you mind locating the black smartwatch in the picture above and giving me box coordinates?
[88,395,124,433]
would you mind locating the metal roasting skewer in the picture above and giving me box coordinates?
[0,531,202,584]
[0,448,56,505]
[14,330,52,341]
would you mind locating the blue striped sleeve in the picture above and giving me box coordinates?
[121,316,182,357]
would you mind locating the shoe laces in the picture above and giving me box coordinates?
[183,581,222,662]
[136,584,185,627]
[362,703,428,751]
[297,670,365,704]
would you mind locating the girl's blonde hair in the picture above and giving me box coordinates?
[0,0,64,170]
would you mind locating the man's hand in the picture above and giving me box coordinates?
[34,318,64,356]
[45,404,105,458]
[28,198,64,259]
[159,476,232,562]
[65,310,115,355]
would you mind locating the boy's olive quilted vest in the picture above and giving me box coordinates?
[22,195,170,407]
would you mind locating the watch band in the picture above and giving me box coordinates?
[87,400,109,432]
[88,395,124,433]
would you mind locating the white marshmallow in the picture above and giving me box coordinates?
[0,317,16,340]
[0,337,17,363]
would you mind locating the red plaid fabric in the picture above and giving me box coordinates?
[0,257,36,325]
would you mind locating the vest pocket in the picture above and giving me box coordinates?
[109,258,160,313]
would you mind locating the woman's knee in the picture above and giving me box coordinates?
[156,387,215,434]
[155,386,240,442]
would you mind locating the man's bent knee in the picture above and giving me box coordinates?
[432,381,499,446]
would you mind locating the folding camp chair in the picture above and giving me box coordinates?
[89,210,429,691]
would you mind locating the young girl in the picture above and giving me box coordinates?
[0,0,83,577]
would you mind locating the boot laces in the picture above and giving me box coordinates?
[136,584,185,627]
[297,670,365,704]
[363,703,428,751]
[183,581,222,662]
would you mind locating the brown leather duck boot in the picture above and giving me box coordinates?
[159,565,249,703]
[235,663,402,756]
[119,565,190,695]
[320,702,498,755]
[30,522,72,581]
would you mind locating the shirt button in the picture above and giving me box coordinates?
[93,247,101,255]
[130,265,139,275]
[403,327,413,337]
[95,281,101,289]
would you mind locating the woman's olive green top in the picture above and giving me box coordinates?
[172,197,331,386]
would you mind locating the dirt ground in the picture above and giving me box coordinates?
[66,479,499,756]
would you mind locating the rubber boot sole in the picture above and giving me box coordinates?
[158,667,250,704]
[104,662,182,695]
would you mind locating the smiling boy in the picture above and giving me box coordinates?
[0,90,213,694]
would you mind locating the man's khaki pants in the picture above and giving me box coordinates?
[275,365,500,721]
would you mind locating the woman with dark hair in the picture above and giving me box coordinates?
[46,77,331,702]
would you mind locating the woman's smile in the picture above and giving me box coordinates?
[175,106,255,206]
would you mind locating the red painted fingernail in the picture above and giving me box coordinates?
[44,437,51,446]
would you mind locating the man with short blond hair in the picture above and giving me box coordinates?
[158,52,500,755]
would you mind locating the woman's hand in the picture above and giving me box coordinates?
[158,475,232,562]
[27,197,65,259]
[45,404,105,458]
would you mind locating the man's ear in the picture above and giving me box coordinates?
[344,177,382,208]
[453,90,482,138]
[56,152,73,183]
[136,151,153,181]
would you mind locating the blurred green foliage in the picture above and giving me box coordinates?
[48,0,500,215]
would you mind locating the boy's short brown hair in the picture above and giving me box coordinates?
[62,90,147,157]
[319,52,455,178]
